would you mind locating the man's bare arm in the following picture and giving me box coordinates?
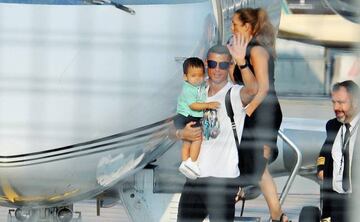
[169,121,202,142]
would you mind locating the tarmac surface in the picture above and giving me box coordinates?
[0,176,320,222]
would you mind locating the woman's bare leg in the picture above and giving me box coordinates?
[260,166,282,219]
[260,145,288,221]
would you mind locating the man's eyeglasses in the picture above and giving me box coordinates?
[207,60,230,70]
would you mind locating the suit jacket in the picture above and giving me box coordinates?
[317,118,342,191]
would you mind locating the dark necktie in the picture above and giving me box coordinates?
[343,123,351,192]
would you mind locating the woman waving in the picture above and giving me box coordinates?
[227,8,287,222]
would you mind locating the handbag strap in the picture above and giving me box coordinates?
[225,87,241,149]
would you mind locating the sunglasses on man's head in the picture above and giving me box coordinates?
[207,60,230,70]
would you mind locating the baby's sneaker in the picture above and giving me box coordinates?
[184,158,201,177]
[179,161,197,179]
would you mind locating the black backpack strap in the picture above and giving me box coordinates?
[225,87,266,187]
[225,87,241,150]
[226,87,248,216]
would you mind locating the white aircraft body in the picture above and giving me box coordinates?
[0,0,358,221]
[0,0,216,211]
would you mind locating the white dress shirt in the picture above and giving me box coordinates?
[332,114,360,193]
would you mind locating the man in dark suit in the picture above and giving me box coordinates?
[317,80,360,222]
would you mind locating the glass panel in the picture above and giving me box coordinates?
[275,39,326,96]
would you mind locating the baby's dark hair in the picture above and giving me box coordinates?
[183,57,205,75]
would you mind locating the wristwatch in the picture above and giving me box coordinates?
[238,60,248,69]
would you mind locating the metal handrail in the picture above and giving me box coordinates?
[278,130,303,205]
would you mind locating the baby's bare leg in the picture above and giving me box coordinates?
[181,141,191,161]
[189,138,202,161]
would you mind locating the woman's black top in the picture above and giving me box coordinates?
[234,39,282,163]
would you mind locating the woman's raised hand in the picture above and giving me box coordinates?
[227,34,252,65]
